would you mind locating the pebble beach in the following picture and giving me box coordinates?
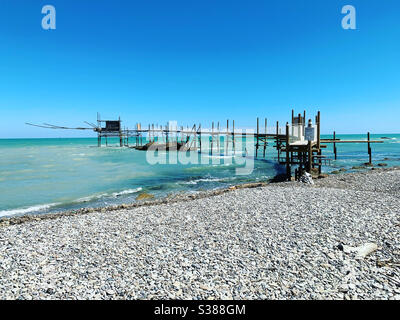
[0,168,399,300]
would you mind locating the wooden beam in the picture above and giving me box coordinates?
[368,132,372,164]
[256,117,259,157]
[317,111,321,149]
[333,131,337,160]
[286,122,291,180]
[263,118,267,158]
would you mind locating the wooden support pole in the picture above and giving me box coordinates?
[368,132,372,164]
[307,140,312,173]
[119,117,123,147]
[286,122,291,180]
[318,149,322,174]
[263,118,267,158]
[193,125,197,151]
[211,122,214,155]
[256,117,259,158]
[232,120,236,154]
[226,120,229,154]
[148,124,151,144]
[166,124,169,145]
[317,111,321,149]
[291,109,294,124]
[141,123,143,145]
[136,124,138,146]
[217,122,220,154]
[333,131,337,160]
[276,121,280,162]
[97,113,101,147]
[199,124,202,152]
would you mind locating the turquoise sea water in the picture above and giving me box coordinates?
[0,134,399,217]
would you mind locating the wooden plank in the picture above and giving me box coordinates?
[320,140,383,143]
[286,122,291,179]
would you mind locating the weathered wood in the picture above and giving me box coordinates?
[199,124,202,152]
[217,122,220,154]
[321,140,382,143]
[263,118,267,158]
[43,110,372,176]
[256,117,259,157]
[333,131,337,160]
[232,120,235,154]
[211,122,214,155]
[307,140,312,173]
[276,121,280,162]
[317,111,321,149]
[193,124,197,150]
[368,132,372,164]
[118,118,123,147]
[286,122,291,179]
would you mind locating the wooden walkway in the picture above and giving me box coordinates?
[26,110,384,181]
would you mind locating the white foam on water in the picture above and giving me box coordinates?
[75,193,109,203]
[112,187,143,197]
[203,154,234,159]
[178,177,225,185]
[0,203,60,217]
[75,187,143,203]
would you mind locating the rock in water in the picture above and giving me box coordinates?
[136,193,155,201]
[299,172,314,184]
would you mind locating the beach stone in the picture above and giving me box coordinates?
[0,169,399,300]
[355,243,378,259]
[299,172,314,184]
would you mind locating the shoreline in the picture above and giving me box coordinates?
[1,166,399,299]
[1,165,399,228]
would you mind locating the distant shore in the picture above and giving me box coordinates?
[0,167,399,299]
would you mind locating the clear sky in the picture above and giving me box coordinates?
[0,0,399,138]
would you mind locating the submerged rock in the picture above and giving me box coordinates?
[136,193,155,201]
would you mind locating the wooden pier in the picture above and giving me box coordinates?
[26,110,384,181]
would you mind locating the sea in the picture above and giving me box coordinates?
[0,134,399,218]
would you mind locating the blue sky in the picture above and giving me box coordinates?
[0,0,399,137]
